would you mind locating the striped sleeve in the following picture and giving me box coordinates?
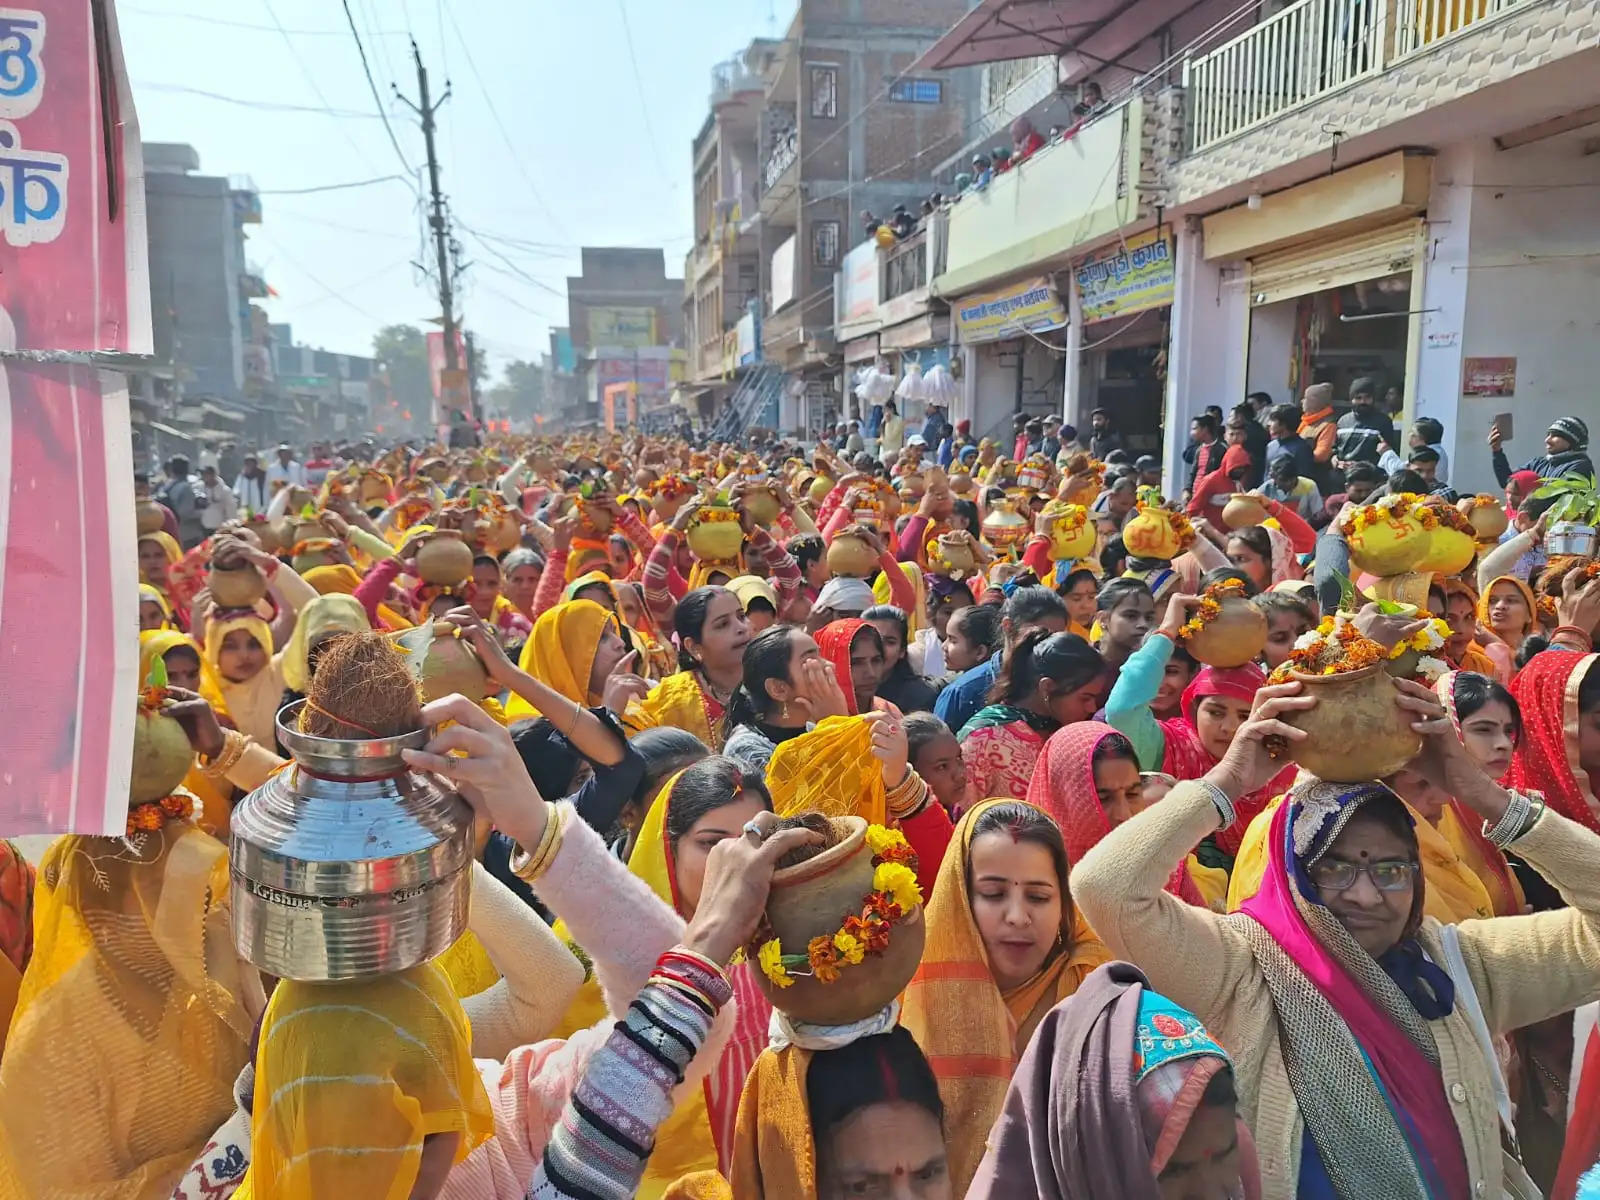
[527,948,733,1200]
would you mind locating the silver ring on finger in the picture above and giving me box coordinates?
[742,818,769,843]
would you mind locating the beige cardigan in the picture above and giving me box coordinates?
[1071,781,1600,1199]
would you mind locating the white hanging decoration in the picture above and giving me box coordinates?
[921,364,957,407]
[854,364,896,405]
[895,362,925,403]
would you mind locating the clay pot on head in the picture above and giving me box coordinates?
[752,816,926,1026]
[931,531,978,578]
[483,511,521,555]
[1415,525,1476,576]
[130,705,195,805]
[1458,496,1509,542]
[1367,571,1433,611]
[686,511,745,563]
[949,472,974,496]
[1221,494,1269,530]
[808,475,835,505]
[1183,596,1268,668]
[414,530,474,585]
[827,530,879,579]
[1042,503,1096,560]
[358,472,392,506]
[1345,509,1429,577]
[209,559,268,610]
[291,539,339,575]
[982,502,1030,549]
[253,519,290,556]
[1280,663,1422,783]
[389,628,489,703]
[282,485,315,515]
[579,501,613,536]
[136,499,166,536]
[1123,508,1183,562]
[743,484,781,528]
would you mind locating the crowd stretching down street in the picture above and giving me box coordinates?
[7,1,1600,1198]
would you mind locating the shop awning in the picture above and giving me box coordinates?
[879,313,949,352]
[911,0,1205,86]
[841,334,880,363]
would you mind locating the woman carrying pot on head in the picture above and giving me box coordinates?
[956,631,1108,804]
[1027,722,1225,909]
[722,626,850,774]
[1071,669,1600,1199]
[899,798,1112,1193]
[624,587,751,752]
[1105,592,1296,874]
[967,961,1262,1200]
[543,755,792,1195]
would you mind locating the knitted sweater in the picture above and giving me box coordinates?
[1072,781,1600,1199]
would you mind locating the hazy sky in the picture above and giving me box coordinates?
[117,0,792,374]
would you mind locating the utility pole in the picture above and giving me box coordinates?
[396,44,463,421]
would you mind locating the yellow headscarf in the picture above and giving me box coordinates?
[139,529,182,571]
[871,560,928,636]
[139,630,233,836]
[280,594,370,694]
[551,770,725,1196]
[1226,793,1498,921]
[899,797,1112,1194]
[204,613,282,747]
[300,562,413,631]
[765,715,887,826]
[139,582,173,628]
[506,598,616,719]
[0,825,252,1198]
[563,569,616,603]
[242,960,492,1200]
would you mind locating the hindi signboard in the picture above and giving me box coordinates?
[952,277,1067,344]
[1075,229,1175,324]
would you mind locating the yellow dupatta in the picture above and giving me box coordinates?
[624,670,722,751]
[506,597,616,720]
[241,961,492,1200]
[871,560,928,635]
[139,583,174,629]
[204,613,283,748]
[898,797,1112,1194]
[765,715,887,826]
[139,630,233,836]
[0,825,252,1199]
[301,563,412,631]
[1226,794,1497,921]
[549,771,724,1197]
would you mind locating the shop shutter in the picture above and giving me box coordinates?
[1247,220,1422,307]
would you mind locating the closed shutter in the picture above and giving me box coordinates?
[1248,220,1422,306]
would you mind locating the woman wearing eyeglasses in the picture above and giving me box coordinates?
[1071,673,1600,1200]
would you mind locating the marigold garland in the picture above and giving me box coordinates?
[1267,614,1387,683]
[126,792,195,838]
[756,825,921,991]
[1178,579,1246,640]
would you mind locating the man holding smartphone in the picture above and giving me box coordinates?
[1490,414,1592,488]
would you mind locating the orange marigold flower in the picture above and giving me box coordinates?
[807,935,841,983]
[845,913,893,954]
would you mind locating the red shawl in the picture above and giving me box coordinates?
[1027,721,1208,906]
[1507,650,1600,833]
[1160,665,1295,857]
[816,617,870,715]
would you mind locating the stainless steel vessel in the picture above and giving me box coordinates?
[229,702,473,981]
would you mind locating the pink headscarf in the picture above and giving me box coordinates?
[1165,664,1296,857]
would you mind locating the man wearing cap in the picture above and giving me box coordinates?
[1134,455,1162,490]
[808,576,876,632]
[1490,415,1593,488]
[263,443,305,491]
[1039,415,1062,461]
[1297,382,1340,493]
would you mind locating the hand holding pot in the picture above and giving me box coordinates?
[161,687,225,761]
[1157,592,1203,641]
[404,694,549,852]
[684,811,825,966]
[1204,681,1314,801]
[440,606,515,686]
[1556,567,1600,634]
[1350,601,1428,655]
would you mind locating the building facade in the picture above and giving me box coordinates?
[565,247,685,430]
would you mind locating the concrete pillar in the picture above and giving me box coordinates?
[1062,275,1084,427]
[1162,219,1245,496]
[1414,140,1476,484]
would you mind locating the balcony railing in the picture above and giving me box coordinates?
[882,231,928,303]
[1184,0,1532,151]
[762,128,798,194]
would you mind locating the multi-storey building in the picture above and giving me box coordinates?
[904,0,1600,492]
[565,248,685,431]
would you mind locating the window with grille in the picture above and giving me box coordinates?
[889,78,942,104]
[812,221,840,267]
[810,66,837,118]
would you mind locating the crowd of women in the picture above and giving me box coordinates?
[3,424,1600,1199]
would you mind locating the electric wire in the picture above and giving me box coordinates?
[340,0,416,173]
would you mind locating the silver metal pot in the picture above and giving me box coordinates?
[1547,522,1599,557]
[230,702,473,981]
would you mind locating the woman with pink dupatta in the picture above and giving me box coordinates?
[1072,673,1600,1199]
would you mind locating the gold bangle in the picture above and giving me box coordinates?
[887,768,929,821]
[199,728,248,779]
[511,803,564,884]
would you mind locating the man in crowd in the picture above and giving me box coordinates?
[1088,408,1124,459]
[156,455,205,549]
[264,443,304,491]
[198,464,239,536]
[1186,413,1223,494]
[303,442,337,488]
[1491,415,1593,487]
[1333,376,1398,467]
[233,453,270,513]
[1264,403,1318,481]
[1297,381,1340,493]
[1262,454,1323,522]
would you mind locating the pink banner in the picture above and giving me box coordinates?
[0,346,138,835]
[0,1,145,834]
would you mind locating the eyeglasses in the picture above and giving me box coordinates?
[1307,858,1418,893]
